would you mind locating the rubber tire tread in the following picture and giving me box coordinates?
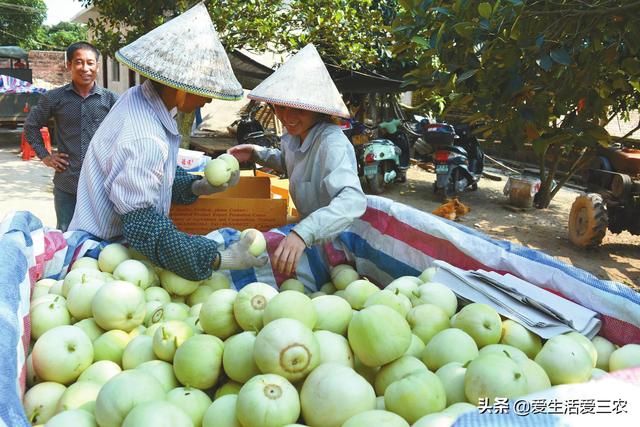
[568,193,608,248]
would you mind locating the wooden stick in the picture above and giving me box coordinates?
[485,154,521,174]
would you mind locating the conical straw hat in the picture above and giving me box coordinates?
[248,44,350,118]
[115,2,242,100]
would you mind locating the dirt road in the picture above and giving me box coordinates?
[0,142,56,228]
[379,165,639,288]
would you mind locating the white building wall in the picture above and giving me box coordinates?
[400,91,413,106]
[104,57,139,94]
[606,111,640,140]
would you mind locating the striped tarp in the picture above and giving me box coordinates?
[0,75,46,94]
[1,195,639,425]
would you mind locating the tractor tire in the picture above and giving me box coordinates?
[568,193,608,248]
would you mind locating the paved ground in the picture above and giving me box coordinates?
[0,129,56,228]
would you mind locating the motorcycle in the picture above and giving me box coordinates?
[395,114,434,163]
[425,122,484,200]
[378,118,411,183]
[340,118,407,194]
[233,102,280,149]
[231,102,281,175]
[388,99,484,199]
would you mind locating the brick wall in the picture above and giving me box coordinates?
[28,51,68,87]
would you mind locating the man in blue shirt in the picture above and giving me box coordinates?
[25,42,118,231]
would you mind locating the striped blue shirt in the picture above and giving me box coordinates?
[69,80,180,239]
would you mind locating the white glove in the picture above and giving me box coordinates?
[228,169,241,187]
[191,170,240,196]
[217,231,267,270]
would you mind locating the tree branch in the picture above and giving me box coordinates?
[539,144,548,183]
[604,112,617,126]
[545,143,562,192]
[550,146,590,199]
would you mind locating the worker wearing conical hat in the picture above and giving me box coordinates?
[229,44,367,276]
[70,3,265,279]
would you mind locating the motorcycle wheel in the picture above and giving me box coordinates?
[397,169,407,183]
[367,162,387,195]
[442,168,461,201]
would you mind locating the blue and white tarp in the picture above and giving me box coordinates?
[1,196,639,426]
[0,75,47,94]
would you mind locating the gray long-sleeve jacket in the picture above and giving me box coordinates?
[254,121,367,245]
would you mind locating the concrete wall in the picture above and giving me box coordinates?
[104,56,140,94]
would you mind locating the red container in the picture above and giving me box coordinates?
[21,128,50,161]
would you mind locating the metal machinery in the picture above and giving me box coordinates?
[569,144,640,247]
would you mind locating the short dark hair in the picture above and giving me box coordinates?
[66,42,100,62]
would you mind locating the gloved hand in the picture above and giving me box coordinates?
[227,169,240,187]
[191,170,240,196]
[217,230,267,270]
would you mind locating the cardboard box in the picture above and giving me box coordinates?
[170,176,289,234]
[254,169,299,219]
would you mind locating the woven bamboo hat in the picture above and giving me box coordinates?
[248,44,350,118]
[115,2,242,100]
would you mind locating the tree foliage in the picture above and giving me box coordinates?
[81,0,397,72]
[0,0,47,46]
[25,22,89,50]
[209,0,394,70]
[79,0,192,58]
[393,0,640,207]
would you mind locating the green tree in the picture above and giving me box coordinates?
[393,0,640,208]
[25,22,89,50]
[210,0,393,70]
[81,0,396,72]
[79,0,193,58]
[0,0,47,46]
